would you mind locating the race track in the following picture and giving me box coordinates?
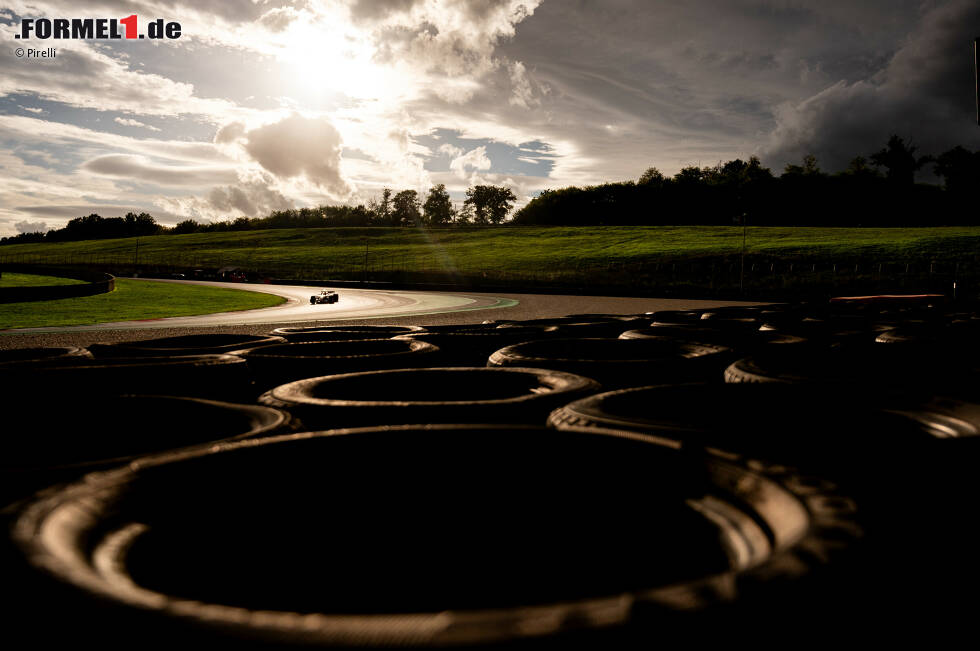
[2,279,517,333]
[0,278,762,349]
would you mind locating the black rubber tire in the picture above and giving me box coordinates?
[0,346,91,365]
[392,328,557,366]
[547,382,980,630]
[87,334,286,358]
[548,383,980,474]
[1,395,291,506]
[258,366,602,428]
[414,323,501,333]
[497,317,642,338]
[242,339,440,390]
[488,337,735,388]
[723,344,979,392]
[270,325,423,342]
[619,326,808,352]
[9,424,864,648]
[4,354,253,402]
[643,309,705,324]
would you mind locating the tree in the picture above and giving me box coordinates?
[870,135,931,185]
[391,189,422,226]
[172,219,200,234]
[638,167,667,188]
[124,211,160,236]
[933,146,980,193]
[369,188,393,225]
[672,165,705,186]
[783,154,822,177]
[841,155,880,178]
[423,184,453,225]
[464,185,518,225]
[711,156,773,186]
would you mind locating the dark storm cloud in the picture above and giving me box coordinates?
[761,0,980,173]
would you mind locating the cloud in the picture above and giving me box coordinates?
[759,0,980,172]
[114,117,162,132]
[15,220,48,233]
[206,179,293,216]
[214,121,247,144]
[438,143,464,157]
[508,61,538,108]
[81,154,240,186]
[449,146,492,178]
[0,40,237,118]
[243,113,352,196]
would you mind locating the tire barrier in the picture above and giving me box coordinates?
[415,323,501,333]
[269,325,423,342]
[488,337,735,389]
[547,383,980,629]
[723,341,978,392]
[619,326,808,353]
[241,339,440,390]
[1,395,290,506]
[4,354,253,403]
[0,346,91,365]
[392,327,558,366]
[644,309,706,323]
[87,333,286,357]
[4,297,980,646]
[9,424,864,647]
[258,367,601,428]
[496,316,646,338]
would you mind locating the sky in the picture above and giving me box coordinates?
[1,0,978,237]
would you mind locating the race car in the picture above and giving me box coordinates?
[310,290,339,304]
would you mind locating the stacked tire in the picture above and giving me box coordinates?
[3,295,979,647]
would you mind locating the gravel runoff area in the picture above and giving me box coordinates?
[0,290,763,350]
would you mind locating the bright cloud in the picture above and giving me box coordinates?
[1,1,977,237]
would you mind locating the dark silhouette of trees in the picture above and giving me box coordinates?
[933,145,980,193]
[464,185,518,224]
[513,138,979,228]
[841,156,880,178]
[638,167,667,188]
[871,135,932,185]
[423,184,453,225]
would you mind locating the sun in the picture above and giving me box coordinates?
[277,20,404,104]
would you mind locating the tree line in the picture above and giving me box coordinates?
[513,137,979,227]
[3,135,977,246]
[0,184,518,245]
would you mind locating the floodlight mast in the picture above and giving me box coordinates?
[975,38,979,126]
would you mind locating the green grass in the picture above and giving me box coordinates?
[2,225,978,288]
[0,273,86,287]
[0,278,285,330]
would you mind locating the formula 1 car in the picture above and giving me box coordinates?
[310,290,339,304]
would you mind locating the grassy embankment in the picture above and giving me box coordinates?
[2,225,978,290]
[0,278,285,330]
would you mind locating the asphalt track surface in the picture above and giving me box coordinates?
[0,278,762,349]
